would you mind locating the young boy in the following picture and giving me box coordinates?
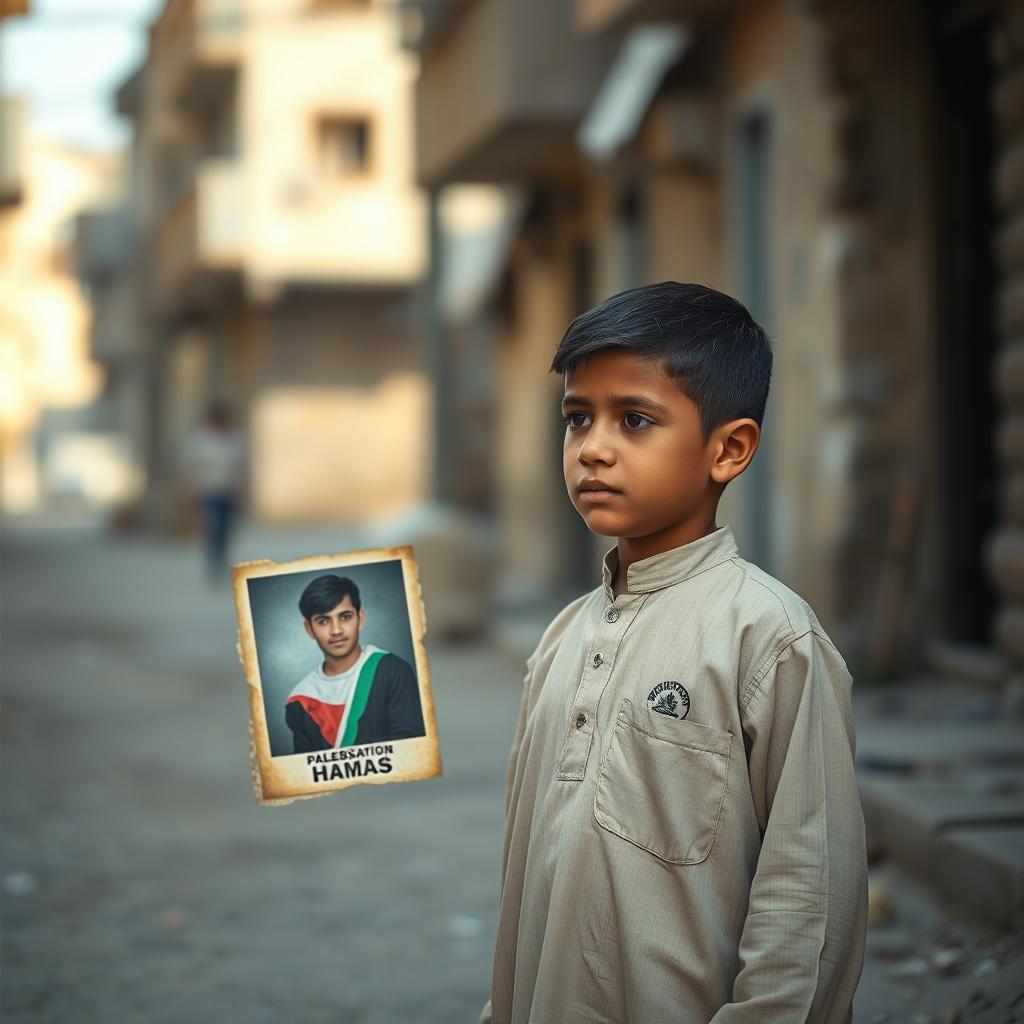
[481,282,867,1023]
[286,574,425,752]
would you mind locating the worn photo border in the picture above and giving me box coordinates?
[233,545,442,804]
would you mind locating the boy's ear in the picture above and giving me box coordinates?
[710,418,760,485]
[358,609,366,630]
[303,618,315,639]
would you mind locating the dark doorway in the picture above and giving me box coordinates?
[931,2,998,643]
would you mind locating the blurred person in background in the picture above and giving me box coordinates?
[182,400,247,583]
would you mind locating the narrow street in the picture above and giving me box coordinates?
[1,524,1020,1023]
[1,522,522,1024]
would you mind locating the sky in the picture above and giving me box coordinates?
[1,0,162,152]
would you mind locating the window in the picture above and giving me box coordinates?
[316,116,371,176]
[310,0,371,9]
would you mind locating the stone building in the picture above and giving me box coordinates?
[0,135,120,512]
[409,0,1017,694]
[108,0,427,528]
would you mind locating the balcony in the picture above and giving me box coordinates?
[153,0,243,111]
[413,0,617,185]
[575,0,742,34]
[154,159,244,314]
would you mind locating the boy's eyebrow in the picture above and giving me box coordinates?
[561,392,671,415]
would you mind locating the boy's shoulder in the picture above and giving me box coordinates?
[527,590,598,672]
[375,650,415,680]
[526,554,845,684]
[724,553,833,648]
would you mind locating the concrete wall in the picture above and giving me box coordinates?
[242,288,427,524]
[712,0,851,631]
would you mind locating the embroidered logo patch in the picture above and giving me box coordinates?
[647,681,690,720]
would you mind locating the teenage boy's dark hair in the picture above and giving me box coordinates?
[551,281,773,444]
[299,575,361,620]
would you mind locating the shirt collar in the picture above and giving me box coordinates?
[601,525,739,599]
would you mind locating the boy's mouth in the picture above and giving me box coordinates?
[578,478,621,501]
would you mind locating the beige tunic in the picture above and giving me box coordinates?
[482,525,867,1024]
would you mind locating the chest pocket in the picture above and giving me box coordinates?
[594,696,733,865]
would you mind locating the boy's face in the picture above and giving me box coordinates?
[561,349,735,551]
[303,595,364,661]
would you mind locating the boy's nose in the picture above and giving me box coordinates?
[578,429,615,466]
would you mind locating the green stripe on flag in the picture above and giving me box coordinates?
[340,650,386,747]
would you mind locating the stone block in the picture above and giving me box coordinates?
[1003,472,1024,523]
[997,410,1024,466]
[996,211,1024,270]
[996,138,1024,212]
[366,502,497,640]
[992,13,1024,70]
[995,339,1024,401]
[858,776,1024,888]
[932,826,1024,930]
[999,277,1024,336]
[986,526,1024,597]
[856,720,1024,772]
[996,63,1024,144]
[994,603,1024,660]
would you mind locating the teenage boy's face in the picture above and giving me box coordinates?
[561,350,719,549]
[303,595,364,661]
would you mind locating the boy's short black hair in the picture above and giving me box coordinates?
[550,281,773,443]
[299,575,361,620]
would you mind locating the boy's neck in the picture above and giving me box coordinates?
[322,643,363,677]
[612,514,719,598]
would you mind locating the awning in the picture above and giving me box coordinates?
[577,24,691,162]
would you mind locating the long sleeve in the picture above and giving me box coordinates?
[709,629,868,1023]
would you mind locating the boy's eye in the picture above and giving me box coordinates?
[624,412,655,430]
[564,412,590,430]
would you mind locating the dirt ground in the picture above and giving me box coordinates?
[1,523,1020,1023]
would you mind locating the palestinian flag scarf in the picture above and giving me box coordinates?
[286,644,386,747]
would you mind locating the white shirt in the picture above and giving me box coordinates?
[289,644,384,748]
[183,426,245,495]
[483,525,866,1024]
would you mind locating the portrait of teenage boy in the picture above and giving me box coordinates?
[481,282,868,1023]
[286,574,425,753]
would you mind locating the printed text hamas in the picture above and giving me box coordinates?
[307,743,394,782]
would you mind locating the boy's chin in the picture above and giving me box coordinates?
[578,510,628,537]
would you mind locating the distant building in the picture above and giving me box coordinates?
[0,135,121,513]
[409,0,1020,700]
[0,96,25,208]
[111,0,427,528]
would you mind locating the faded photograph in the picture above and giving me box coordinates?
[234,546,439,801]
[254,563,424,757]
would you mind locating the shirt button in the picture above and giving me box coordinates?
[592,653,604,667]
[575,713,586,729]
[605,608,620,623]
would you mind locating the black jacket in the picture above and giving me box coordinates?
[286,652,425,753]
